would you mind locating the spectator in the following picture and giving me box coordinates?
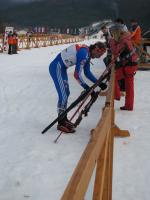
[109,24,138,111]
[130,19,142,59]
[130,19,142,46]
[115,18,128,32]
[8,31,13,55]
[114,18,129,92]
[12,31,18,54]
[101,25,112,68]
[101,25,111,47]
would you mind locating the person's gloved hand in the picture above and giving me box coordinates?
[99,82,107,90]
[91,91,97,98]
[80,86,90,96]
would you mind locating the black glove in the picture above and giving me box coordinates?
[91,91,97,98]
[80,87,90,96]
[99,82,107,90]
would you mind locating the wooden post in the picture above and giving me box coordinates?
[112,124,130,137]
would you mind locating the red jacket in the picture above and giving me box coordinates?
[12,34,18,45]
[8,36,13,45]
[131,25,142,45]
[109,33,138,66]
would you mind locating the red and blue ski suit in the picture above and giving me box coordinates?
[49,44,97,114]
[109,33,138,110]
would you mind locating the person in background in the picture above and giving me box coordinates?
[109,24,138,111]
[12,31,18,54]
[8,31,13,55]
[115,18,128,32]
[49,42,107,133]
[101,25,112,68]
[115,18,129,92]
[130,19,142,58]
[101,25,111,47]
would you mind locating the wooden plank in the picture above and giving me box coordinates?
[105,66,115,108]
[101,109,114,200]
[113,124,130,137]
[106,121,114,200]
[61,108,112,200]
[92,130,110,200]
[142,39,150,44]
[138,63,150,67]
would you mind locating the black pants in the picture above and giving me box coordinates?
[8,44,13,54]
[118,79,125,92]
[12,44,17,54]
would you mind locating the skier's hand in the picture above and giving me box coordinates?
[80,89,88,96]
[99,82,107,90]
[91,91,97,98]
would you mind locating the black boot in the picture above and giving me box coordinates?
[63,116,75,128]
[57,115,75,133]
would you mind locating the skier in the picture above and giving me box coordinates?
[49,42,107,133]
[109,24,138,111]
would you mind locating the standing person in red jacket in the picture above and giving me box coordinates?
[130,19,142,59]
[109,24,138,111]
[8,31,13,55]
[130,19,142,47]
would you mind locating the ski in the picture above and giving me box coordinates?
[41,67,111,134]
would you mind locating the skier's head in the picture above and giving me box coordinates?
[89,42,106,58]
[110,23,125,42]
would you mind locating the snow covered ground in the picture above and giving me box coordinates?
[0,39,150,200]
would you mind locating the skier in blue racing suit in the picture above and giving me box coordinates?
[49,42,107,133]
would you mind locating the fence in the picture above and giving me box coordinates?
[0,34,84,52]
[60,66,130,200]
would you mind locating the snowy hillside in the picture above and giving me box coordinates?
[0,39,150,200]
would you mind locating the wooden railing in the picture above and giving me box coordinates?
[17,34,84,50]
[0,34,84,52]
[60,66,130,200]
